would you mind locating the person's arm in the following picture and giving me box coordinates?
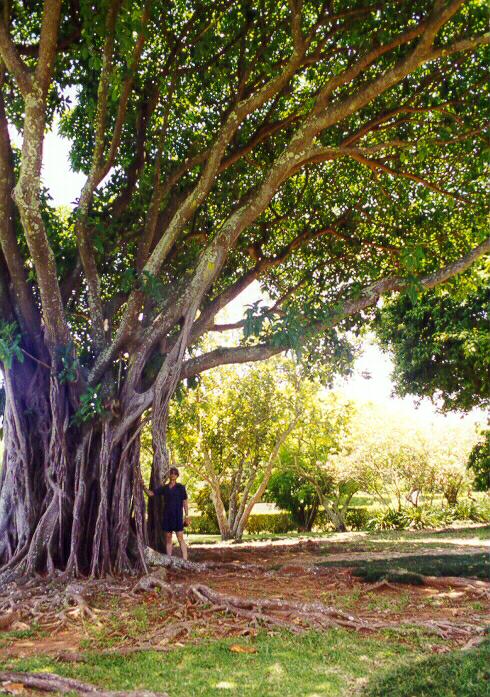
[183,486,190,526]
[143,485,165,497]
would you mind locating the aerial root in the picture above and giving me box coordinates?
[0,672,168,697]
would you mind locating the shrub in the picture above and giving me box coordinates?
[451,498,488,523]
[187,515,219,535]
[401,506,441,529]
[187,512,295,535]
[367,498,489,531]
[367,508,408,530]
[467,429,490,491]
[312,510,335,532]
[345,507,371,531]
[245,513,296,535]
[264,470,320,531]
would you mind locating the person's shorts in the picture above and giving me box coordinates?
[162,524,183,533]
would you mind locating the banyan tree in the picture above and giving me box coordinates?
[0,0,488,576]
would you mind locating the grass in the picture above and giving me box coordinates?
[320,589,412,613]
[0,625,46,650]
[0,630,439,697]
[373,525,490,542]
[3,631,488,697]
[80,603,159,650]
[318,552,490,583]
[365,639,490,697]
[186,524,490,548]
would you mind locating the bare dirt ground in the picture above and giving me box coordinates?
[1,528,488,663]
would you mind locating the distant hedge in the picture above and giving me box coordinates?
[186,497,490,536]
[187,512,295,535]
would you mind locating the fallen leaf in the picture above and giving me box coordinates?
[229,644,257,654]
[2,682,25,694]
[0,612,16,630]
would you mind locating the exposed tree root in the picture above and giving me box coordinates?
[144,548,208,572]
[144,547,261,574]
[0,612,16,630]
[64,583,100,621]
[0,672,168,697]
[359,580,400,594]
[0,565,487,660]
[421,576,490,600]
[132,575,487,641]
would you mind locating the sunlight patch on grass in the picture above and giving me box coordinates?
[0,630,418,697]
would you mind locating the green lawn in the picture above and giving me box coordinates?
[373,525,490,542]
[3,631,488,697]
[318,552,490,583]
[186,524,490,548]
[365,640,490,697]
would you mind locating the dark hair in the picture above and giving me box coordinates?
[169,467,179,477]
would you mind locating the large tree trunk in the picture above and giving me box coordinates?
[0,360,148,579]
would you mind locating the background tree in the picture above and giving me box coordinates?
[265,469,320,532]
[169,360,302,541]
[376,263,489,491]
[0,0,488,576]
[340,402,478,511]
[280,393,355,532]
[376,264,490,413]
[467,429,490,492]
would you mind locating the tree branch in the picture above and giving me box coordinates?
[344,150,469,202]
[11,0,70,348]
[182,237,490,379]
[0,81,40,337]
[0,9,31,95]
[35,0,63,96]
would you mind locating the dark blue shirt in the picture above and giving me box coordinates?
[154,483,187,532]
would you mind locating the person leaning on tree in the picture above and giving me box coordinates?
[144,467,190,560]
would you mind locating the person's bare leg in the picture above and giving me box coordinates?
[165,532,173,556]
[176,531,188,561]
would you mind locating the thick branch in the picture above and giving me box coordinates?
[181,344,279,379]
[0,81,39,336]
[35,0,63,96]
[344,150,468,202]
[11,0,69,347]
[0,12,31,95]
[182,237,490,379]
[73,0,122,348]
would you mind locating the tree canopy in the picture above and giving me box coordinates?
[0,0,489,576]
[375,264,490,412]
[1,1,489,398]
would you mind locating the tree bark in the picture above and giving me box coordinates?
[0,358,148,578]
